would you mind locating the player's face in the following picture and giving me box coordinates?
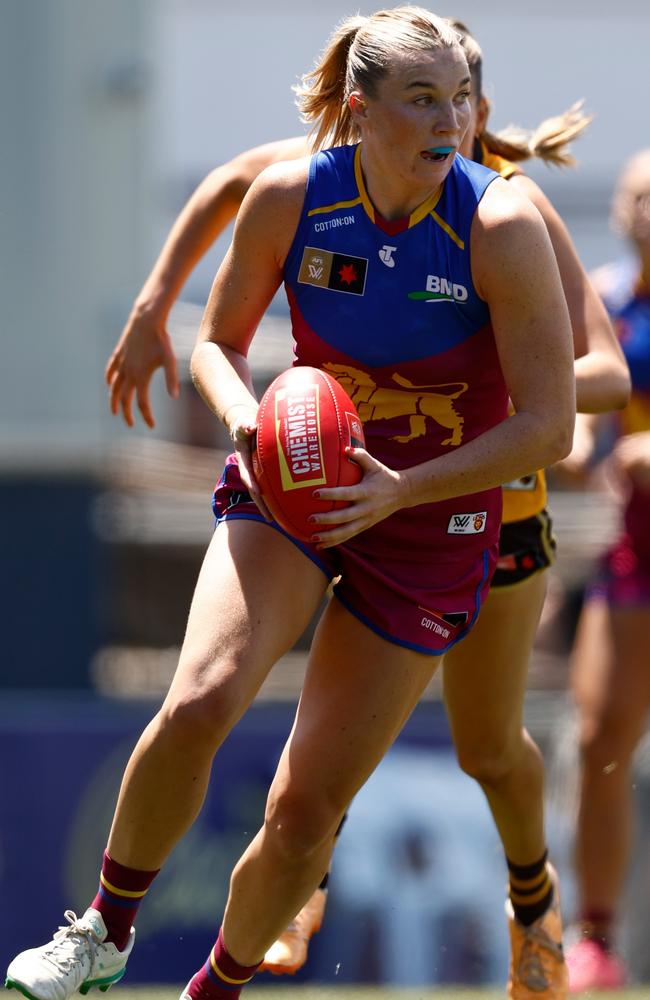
[351,46,471,190]
[623,166,650,251]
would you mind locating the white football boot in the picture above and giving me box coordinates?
[5,909,134,1000]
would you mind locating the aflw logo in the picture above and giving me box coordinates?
[308,258,324,280]
[447,511,487,534]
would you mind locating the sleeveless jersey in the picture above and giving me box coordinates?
[283,143,508,559]
[599,260,650,562]
[478,142,548,524]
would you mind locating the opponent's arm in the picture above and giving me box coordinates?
[106,136,308,427]
[510,173,630,413]
[612,431,650,489]
[190,158,308,509]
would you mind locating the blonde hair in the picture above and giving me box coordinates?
[448,18,592,168]
[610,148,650,236]
[295,6,463,151]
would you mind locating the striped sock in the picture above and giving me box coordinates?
[91,850,159,951]
[507,850,553,926]
[184,927,260,999]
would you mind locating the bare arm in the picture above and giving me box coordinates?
[190,158,309,511]
[105,136,309,427]
[312,181,576,546]
[509,173,630,413]
[402,181,576,500]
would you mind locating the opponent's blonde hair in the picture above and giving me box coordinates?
[295,6,464,151]
[610,148,650,236]
[449,18,592,167]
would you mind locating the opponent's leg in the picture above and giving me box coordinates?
[566,599,650,991]
[5,520,328,1000]
[444,572,548,871]
[182,598,442,997]
[444,570,567,1000]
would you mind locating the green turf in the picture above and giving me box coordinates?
[111,988,650,1000]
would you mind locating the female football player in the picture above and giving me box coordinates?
[6,9,577,1000]
[102,17,628,993]
[564,149,650,992]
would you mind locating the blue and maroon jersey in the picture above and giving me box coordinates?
[282,143,508,557]
[599,261,650,563]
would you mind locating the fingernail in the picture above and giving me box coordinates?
[313,491,321,499]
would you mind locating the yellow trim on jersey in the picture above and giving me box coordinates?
[429,209,465,249]
[409,186,443,227]
[352,144,458,238]
[353,144,377,223]
[307,196,362,217]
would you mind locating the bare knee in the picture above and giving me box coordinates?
[578,711,639,775]
[158,658,252,753]
[264,791,342,865]
[455,729,540,789]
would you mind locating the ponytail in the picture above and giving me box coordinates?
[481,101,592,168]
[294,16,366,151]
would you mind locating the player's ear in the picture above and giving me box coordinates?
[348,91,368,123]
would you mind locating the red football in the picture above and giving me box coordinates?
[252,366,365,542]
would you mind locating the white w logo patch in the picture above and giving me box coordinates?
[447,511,487,535]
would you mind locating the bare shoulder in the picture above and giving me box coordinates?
[472,176,553,294]
[476,175,546,236]
[240,156,310,215]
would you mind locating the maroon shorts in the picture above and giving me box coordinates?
[213,459,497,656]
[585,535,650,607]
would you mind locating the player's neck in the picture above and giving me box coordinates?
[359,149,442,221]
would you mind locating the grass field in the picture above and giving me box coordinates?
[114,989,650,1000]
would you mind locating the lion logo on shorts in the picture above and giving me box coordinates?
[323,362,468,445]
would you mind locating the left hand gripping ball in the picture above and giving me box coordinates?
[252,366,365,542]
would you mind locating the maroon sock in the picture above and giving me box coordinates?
[184,927,260,1000]
[580,909,616,951]
[90,850,159,951]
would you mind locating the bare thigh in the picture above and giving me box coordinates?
[266,597,443,836]
[571,598,650,758]
[163,519,330,726]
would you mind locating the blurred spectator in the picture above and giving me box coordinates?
[562,149,650,992]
